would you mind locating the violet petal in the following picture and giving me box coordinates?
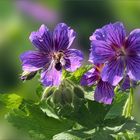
[20,50,50,72]
[89,40,115,64]
[101,58,124,86]
[81,68,99,86]
[94,80,114,104]
[90,22,126,47]
[53,23,76,51]
[126,29,140,54]
[41,63,62,86]
[29,24,53,52]
[64,49,84,72]
[126,55,140,81]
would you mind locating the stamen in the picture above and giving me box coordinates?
[115,46,127,58]
[94,64,104,73]
[52,51,65,71]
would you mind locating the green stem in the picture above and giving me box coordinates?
[41,87,49,100]
[114,86,119,94]
[123,87,134,118]
[129,87,134,116]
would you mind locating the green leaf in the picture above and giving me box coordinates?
[68,65,92,84]
[112,119,140,139]
[59,99,109,129]
[0,93,23,110]
[87,100,110,126]
[54,119,140,140]
[118,119,140,133]
[112,131,140,140]
[40,97,60,120]
[53,128,95,140]
[36,85,44,98]
[84,86,95,101]
[105,92,128,120]
[54,127,115,140]
[6,101,74,140]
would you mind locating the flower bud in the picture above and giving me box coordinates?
[20,71,37,81]
[73,86,84,98]
[53,89,62,104]
[42,87,56,100]
[61,88,73,104]
[53,87,73,105]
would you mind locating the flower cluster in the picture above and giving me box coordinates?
[20,22,140,104]
[81,22,139,104]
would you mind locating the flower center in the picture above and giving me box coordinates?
[94,64,105,82]
[95,64,104,73]
[116,47,127,58]
[52,52,65,71]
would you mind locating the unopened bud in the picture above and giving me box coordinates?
[53,87,73,105]
[53,89,62,104]
[42,87,56,100]
[20,71,37,81]
[73,86,84,98]
[61,88,73,104]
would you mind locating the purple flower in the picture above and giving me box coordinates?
[20,23,83,86]
[81,64,114,104]
[120,75,137,91]
[16,0,59,24]
[90,22,140,86]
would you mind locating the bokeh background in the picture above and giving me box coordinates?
[0,0,140,139]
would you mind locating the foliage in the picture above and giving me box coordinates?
[1,65,140,140]
[6,102,73,140]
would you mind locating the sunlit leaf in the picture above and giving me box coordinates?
[6,101,73,140]
[105,92,128,120]
[0,93,23,110]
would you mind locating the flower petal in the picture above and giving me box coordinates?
[90,22,126,47]
[126,29,140,54]
[120,75,130,91]
[120,75,137,91]
[94,80,114,104]
[29,24,53,52]
[53,23,76,51]
[126,55,140,81]
[101,58,124,86]
[89,40,115,64]
[81,68,99,86]
[64,49,84,72]
[20,51,50,72]
[41,63,62,86]
[89,22,126,64]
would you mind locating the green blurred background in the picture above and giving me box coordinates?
[0,0,140,139]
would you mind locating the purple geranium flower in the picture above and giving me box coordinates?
[90,22,140,86]
[20,23,83,86]
[81,64,114,104]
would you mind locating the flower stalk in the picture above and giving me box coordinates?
[123,87,134,118]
